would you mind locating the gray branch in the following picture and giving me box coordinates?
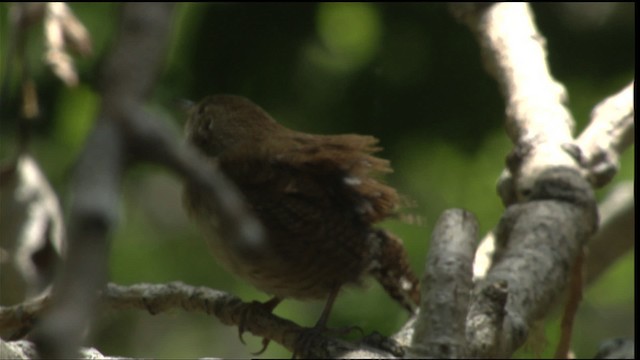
[0,155,66,301]
[476,168,597,358]
[475,180,634,287]
[410,209,477,358]
[585,181,634,285]
[451,3,603,357]
[452,3,578,204]
[30,3,263,358]
[1,282,400,359]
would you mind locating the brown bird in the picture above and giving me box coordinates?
[183,95,420,353]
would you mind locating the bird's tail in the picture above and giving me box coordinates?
[368,229,421,313]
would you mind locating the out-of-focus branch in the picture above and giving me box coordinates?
[0,339,126,360]
[31,119,123,358]
[44,2,92,86]
[29,4,173,358]
[575,82,634,188]
[585,181,634,285]
[409,209,477,358]
[29,3,262,358]
[0,289,51,340]
[0,156,66,304]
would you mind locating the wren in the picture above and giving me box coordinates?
[183,95,420,351]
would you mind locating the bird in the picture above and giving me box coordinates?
[182,94,420,354]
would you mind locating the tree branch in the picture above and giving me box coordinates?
[30,4,263,358]
[451,3,602,357]
[585,181,634,285]
[0,155,66,302]
[575,82,635,187]
[474,168,598,358]
[452,3,579,205]
[410,209,477,358]
[2,282,401,359]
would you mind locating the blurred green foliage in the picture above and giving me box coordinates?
[0,3,634,358]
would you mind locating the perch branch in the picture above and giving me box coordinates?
[1,282,399,359]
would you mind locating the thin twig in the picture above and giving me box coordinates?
[554,247,586,359]
[575,82,635,187]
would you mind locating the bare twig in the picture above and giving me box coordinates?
[554,247,586,359]
[5,4,46,123]
[44,2,92,86]
[575,82,635,187]
[585,181,634,286]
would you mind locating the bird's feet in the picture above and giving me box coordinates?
[237,297,282,355]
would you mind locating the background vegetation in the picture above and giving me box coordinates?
[0,3,634,358]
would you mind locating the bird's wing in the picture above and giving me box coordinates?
[219,133,399,225]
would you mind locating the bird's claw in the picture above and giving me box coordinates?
[236,298,281,354]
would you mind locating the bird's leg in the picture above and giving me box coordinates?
[238,296,282,355]
[292,285,363,358]
[313,284,340,329]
